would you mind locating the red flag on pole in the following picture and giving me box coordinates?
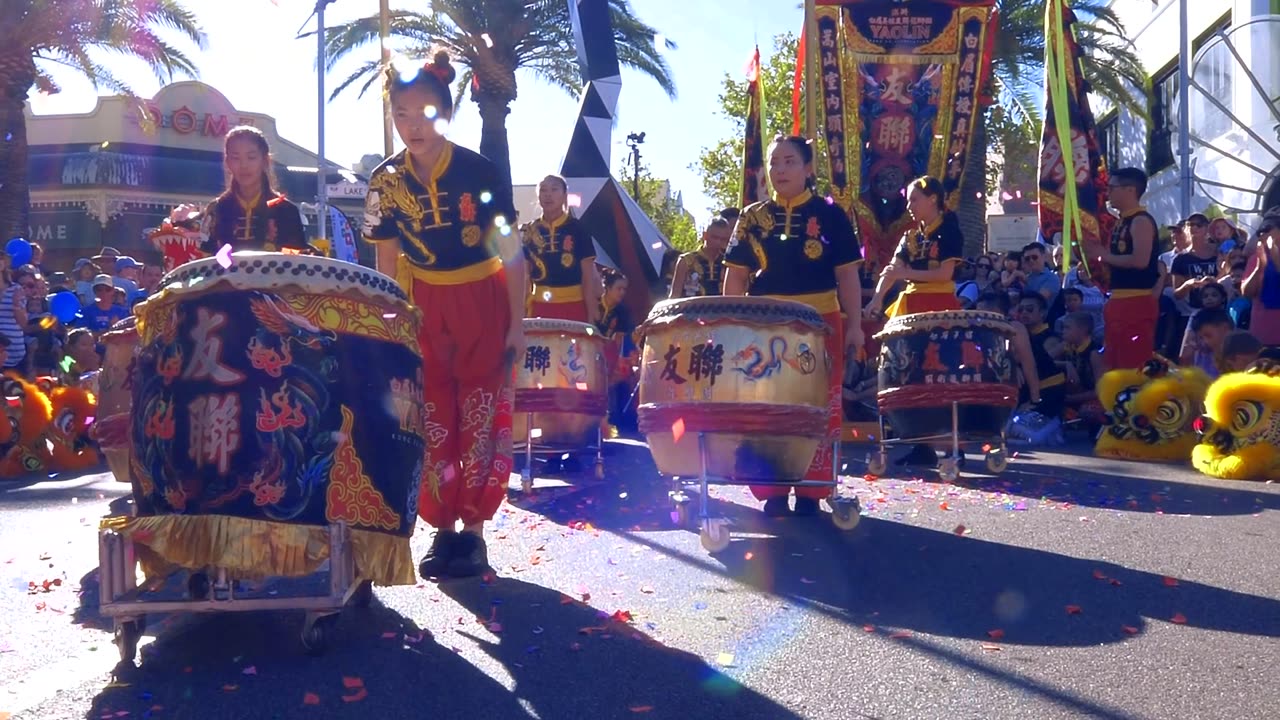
[742,46,767,206]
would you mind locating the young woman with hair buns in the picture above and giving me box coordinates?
[362,51,526,579]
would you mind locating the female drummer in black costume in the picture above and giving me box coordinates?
[171,125,318,255]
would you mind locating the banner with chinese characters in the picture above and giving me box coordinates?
[814,0,996,270]
[1038,0,1113,276]
[742,46,768,207]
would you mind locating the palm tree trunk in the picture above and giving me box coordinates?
[474,93,515,222]
[0,54,34,242]
[955,107,989,257]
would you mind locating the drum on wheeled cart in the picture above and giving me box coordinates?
[869,310,1018,482]
[636,297,861,553]
[513,318,609,492]
[97,252,426,661]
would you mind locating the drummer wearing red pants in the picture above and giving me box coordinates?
[722,135,865,517]
[364,52,526,579]
[520,174,599,323]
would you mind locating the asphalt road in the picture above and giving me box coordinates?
[2,438,1278,720]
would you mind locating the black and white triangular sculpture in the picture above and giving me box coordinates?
[561,0,671,314]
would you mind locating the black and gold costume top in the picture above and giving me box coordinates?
[724,190,862,297]
[596,297,632,340]
[677,251,725,297]
[1029,323,1066,388]
[521,214,596,287]
[200,192,309,253]
[1108,207,1160,290]
[1065,339,1098,389]
[894,211,963,270]
[362,144,517,270]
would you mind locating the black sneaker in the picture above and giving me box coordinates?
[418,530,458,580]
[762,497,790,517]
[447,532,491,578]
[895,444,938,468]
[793,496,820,516]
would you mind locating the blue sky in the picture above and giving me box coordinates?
[29,0,804,223]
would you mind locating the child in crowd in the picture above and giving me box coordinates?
[1186,308,1235,379]
[1179,281,1230,368]
[1220,330,1262,373]
[79,275,129,339]
[1059,311,1107,430]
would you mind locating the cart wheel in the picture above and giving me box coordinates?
[593,459,605,480]
[829,498,862,531]
[301,613,339,656]
[187,571,210,600]
[349,580,374,609]
[984,448,1009,474]
[115,619,144,663]
[520,467,533,494]
[700,519,731,553]
[938,458,959,483]
[866,452,887,476]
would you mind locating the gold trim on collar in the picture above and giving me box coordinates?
[771,190,813,210]
[1120,205,1148,219]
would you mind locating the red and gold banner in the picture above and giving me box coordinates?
[742,47,768,207]
[814,0,996,270]
[1038,0,1113,278]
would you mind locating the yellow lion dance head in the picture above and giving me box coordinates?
[1094,356,1211,462]
[1191,360,1280,481]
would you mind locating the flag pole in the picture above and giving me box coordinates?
[379,0,394,158]
[804,0,818,138]
[1177,0,1192,218]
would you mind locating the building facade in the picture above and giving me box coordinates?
[1096,0,1280,229]
[24,81,369,267]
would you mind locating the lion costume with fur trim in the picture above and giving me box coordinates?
[45,383,101,472]
[1191,361,1280,481]
[0,375,53,477]
[1094,357,1211,462]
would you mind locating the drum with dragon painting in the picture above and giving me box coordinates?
[513,318,609,448]
[113,252,425,587]
[96,317,139,485]
[636,296,830,480]
[875,310,1019,440]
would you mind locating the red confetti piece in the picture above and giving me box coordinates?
[629,706,654,713]
[342,677,364,689]
[863,624,876,633]
[222,684,239,692]
[981,643,1002,651]
[1109,578,1123,587]
[1162,576,1179,587]
[671,418,685,443]
[987,629,1005,640]
[1065,605,1083,615]
[939,502,950,511]
[303,692,321,706]
[342,688,368,703]
[952,525,968,536]
[1122,625,1140,636]
[1092,569,1108,580]
[888,631,912,639]
[744,552,754,560]
[1171,613,1187,625]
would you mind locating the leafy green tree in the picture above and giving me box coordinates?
[324,0,675,212]
[694,33,831,214]
[0,0,206,240]
[618,162,699,253]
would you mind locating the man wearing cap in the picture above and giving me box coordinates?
[112,256,141,297]
[1169,212,1220,355]
[79,274,128,338]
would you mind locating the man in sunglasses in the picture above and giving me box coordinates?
[1169,212,1220,352]
[1097,168,1161,370]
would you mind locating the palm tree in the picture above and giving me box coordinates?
[0,1,206,242]
[956,0,1148,255]
[323,0,675,212]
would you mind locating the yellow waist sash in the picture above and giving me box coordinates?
[904,280,956,295]
[1109,288,1150,300]
[397,255,501,289]
[765,290,840,315]
[531,284,584,304]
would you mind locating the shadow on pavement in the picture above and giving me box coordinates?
[439,576,804,720]
[80,601,536,720]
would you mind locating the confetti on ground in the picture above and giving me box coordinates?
[1171,613,1187,625]
[640,585,655,594]
[1162,576,1179,587]
[716,652,735,667]
[981,643,1002,652]
[1066,605,1083,615]
[888,631,912,639]
[1122,625,1140,636]
[222,684,238,692]
[342,688,368,703]
[241,665,257,675]
[303,692,321,706]
[986,629,1004,640]
[629,706,654,713]
[342,677,364,689]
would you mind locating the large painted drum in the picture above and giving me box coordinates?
[876,310,1018,439]
[116,252,425,586]
[637,297,830,480]
[513,319,609,448]
[96,317,139,485]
